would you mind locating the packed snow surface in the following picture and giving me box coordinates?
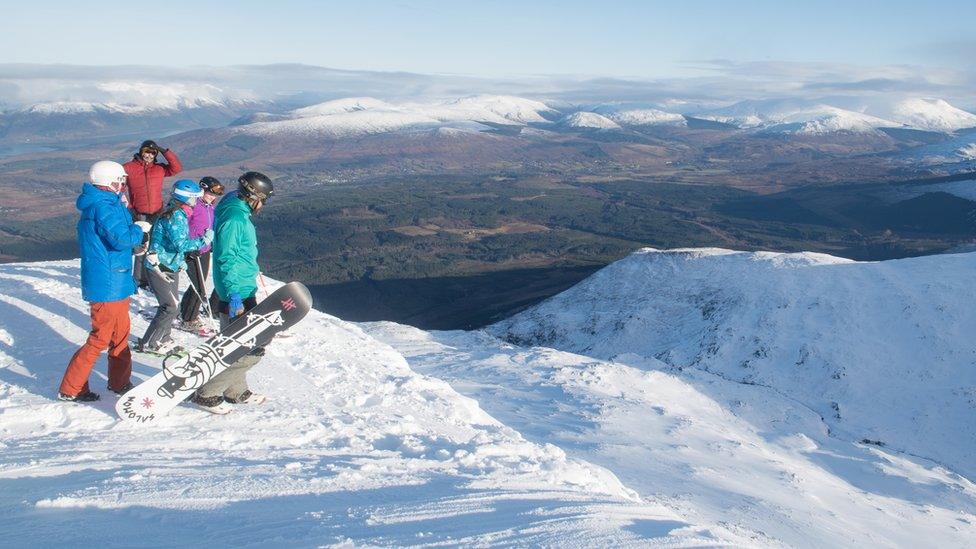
[0,261,733,547]
[3,251,976,546]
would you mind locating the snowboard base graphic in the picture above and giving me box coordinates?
[117,281,312,423]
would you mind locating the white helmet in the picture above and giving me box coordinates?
[89,160,127,190]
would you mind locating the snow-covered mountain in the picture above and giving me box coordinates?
[558,111,621,130]
[890,98,976,133]
[0,94,265,152]
[695,97,976,134]
[3,252,976,546]
[234,95,556,139]
[493,248,976,480]
[596,106,687,128]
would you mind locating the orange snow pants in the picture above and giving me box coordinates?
[59,298,132,396]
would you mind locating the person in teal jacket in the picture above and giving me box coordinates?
[137,180,213,355]
[191,171,274,414]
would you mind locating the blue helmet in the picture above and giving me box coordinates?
[172,179,203,204]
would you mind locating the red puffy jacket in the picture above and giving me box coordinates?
[123,149,183,214]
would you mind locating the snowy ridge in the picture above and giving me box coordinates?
[493,248,976,481]
[16,82,250,115]
[239,95,556,138]
[600,107,687,127]
[0,261,729,547]
[695,97,976,134]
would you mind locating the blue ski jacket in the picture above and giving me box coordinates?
[144,203,208,273]
[76,182,143,302]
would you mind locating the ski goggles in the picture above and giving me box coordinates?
[204,183,225,195]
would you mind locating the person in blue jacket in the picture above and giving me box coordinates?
[59,161,151,401]
[136,180,213,355]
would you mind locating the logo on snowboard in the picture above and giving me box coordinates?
[281,297,297,311]
[142,397,155,409]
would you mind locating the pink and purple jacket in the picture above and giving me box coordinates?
[187,200,216,253]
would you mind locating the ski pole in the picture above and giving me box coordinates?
[258,272,270,300]
[189,254,220,335]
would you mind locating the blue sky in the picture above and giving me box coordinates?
[2,0,974,77]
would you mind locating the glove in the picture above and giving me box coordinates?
[229,293,244,319]
[135,220,152,233]
[154,143,167,154]
[202,228,214,246]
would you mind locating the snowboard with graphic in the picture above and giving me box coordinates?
[116,281,312,423]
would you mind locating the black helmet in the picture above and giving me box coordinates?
[139,140,159,154]
[199,176,224,195]
[238,171,274,202]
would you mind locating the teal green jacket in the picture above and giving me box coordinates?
[213,195,260,301]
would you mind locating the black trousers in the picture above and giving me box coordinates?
[131,212,155,288]
[179,251,212,323]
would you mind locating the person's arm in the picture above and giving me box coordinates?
[94,202,143,251]
[160,148,182,176]
[168,211,208,253]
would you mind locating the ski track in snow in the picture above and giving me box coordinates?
[0,261,733,548]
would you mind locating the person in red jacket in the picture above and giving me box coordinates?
[123,139,182,288]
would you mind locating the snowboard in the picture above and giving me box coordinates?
[117,281,312,423]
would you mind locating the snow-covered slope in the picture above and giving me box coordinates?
[494,248,976,483]
[371,322,976,548]
[559,111,621,130]
[890,98,976,133]
[4,254,976,546]
[959,143,976,160]
[0,261,729,547]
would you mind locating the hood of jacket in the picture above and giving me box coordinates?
[77,182,121,212]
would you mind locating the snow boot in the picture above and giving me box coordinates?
[191,393,233,415]
[58,390,100,402]
[108,381,135,396]
[225,390,267,405]
[135,339,188,357]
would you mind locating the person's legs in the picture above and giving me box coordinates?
[194,308,262,401]
[132,213,151,288]
[179,254,204,323]
[106,298,133,391]
[140,268,180,348]
[59,302,113,396]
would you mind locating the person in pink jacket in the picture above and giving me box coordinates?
[178,177,224,334]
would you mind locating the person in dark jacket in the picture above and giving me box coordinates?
[191,171,274,414]
[58,161,151,401]
[137,180,213,355]
[123,139,182,288]
[177,177,224,334]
